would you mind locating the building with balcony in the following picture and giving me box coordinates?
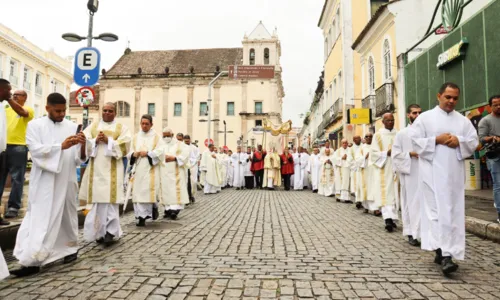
[317,0,379,146]
[68,22,284,151]
[0,23,72,117]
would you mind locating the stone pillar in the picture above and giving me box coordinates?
[134,86,142,133]
[241,81,248,142]
[213,85,221,146]
[162,85,169,129]
[187,85,194,135]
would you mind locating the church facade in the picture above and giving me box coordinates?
[70,22,285,152]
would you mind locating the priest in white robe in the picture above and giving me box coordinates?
[301,148,310,188]
[320,140,333,156]
[217,148,229,189]
[12,93,86,277]
[263,147,281,189]
[0,79,10,280]
[227,150,234,188]
[81,102,131,245]
[334,139,352,203]
[409,83,479,275]
[392,104,422,247]
[318,148,335,197]
[232,146,248,189]
[129,115,163,227]
[244,147,255,189]
[307,147,322,193]
[160,128,190,220]
[200,144,222,194]
[370,113,399,232]
[355,133,379,214]
[350,136,362,199]
[184,135,199,204]
[293,148,304,190]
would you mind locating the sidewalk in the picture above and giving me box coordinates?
[464,188,500,242]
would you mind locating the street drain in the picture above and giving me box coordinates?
[125,221,183,231]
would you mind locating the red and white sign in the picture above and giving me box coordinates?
[204,138,214,147]
[75,86,95,107]
[228,65,275,80]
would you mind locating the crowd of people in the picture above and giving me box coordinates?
[0,79,481,279]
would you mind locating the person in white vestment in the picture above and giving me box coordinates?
[159,128,191,220]
[409,83,479,275]
[334,139,352,203]
[307,147,322,193]
[0,79,11,279]
[350,136,361,200]
[301,148,310,188]
[232,146,248,189]
[320,141,332,157]
[370,113,399,232]
[227,150,234,188]
[81,102,131,245]
[392,104,422,247]
[292,147,304,190]
[355,133,380,215]
[244,147,255,189]
[200,144,222,194]
[184,135,199,204]
[12,93,86,277]
[290,147,297,188]
[129,115,163,227]
[318,148,335,197]
[262,147,281,189]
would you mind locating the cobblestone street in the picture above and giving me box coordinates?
[1,189,500,299]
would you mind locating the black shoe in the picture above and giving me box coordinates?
[137,217,146,227]
[189,197,195,204]
[434,249,443,264]
[356,202,362,209]
[385,219,394,232]
[63,252,78,264]
[408,236,420,247]
[4,210,18,219]
[170,211,178,220]
[152,206,159,220]
[103,232,115,246]
[0,217,10,226]
[96,237,104,244]
[374,210,382,217]
[363,209,369,213]
[441,256,459,275]
[236,187,241,190]
[163,210,171,219]
[10,266,40,277]
[313,190,318,193]
[392,222,398,229]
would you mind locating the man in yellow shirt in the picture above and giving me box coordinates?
[0,90,34,219]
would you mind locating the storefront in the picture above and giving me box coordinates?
[404,0,500,190]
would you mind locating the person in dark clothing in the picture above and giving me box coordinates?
[280,148,294,190]
[252,144,266,188]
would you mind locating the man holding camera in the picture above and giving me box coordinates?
[479,95,500,223]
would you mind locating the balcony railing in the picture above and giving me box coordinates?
[35,85,43,95]
[9,75,18,86]
[23,81,31,91]
[375,82,395,117]
[318,98,343,133]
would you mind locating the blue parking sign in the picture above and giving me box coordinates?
[74,47,101,87]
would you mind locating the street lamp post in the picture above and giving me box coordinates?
[207,71,227,145]
[61,0,118,129]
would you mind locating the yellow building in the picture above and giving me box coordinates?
[352,4,399,133]
[0,23,72,117]
[317,0,384,147]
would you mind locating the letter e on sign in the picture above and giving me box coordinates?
[77,50,98,70]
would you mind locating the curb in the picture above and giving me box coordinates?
[465,216,500,242]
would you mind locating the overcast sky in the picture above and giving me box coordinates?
[3,0,324,126]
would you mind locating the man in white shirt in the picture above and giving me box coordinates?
[184,135,199,204]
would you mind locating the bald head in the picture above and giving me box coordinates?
[382,113,395,130]
[341,139,348,149]
[353,135,361,146]
[102,102,116,122]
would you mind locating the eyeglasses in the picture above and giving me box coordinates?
[365,135,373,138]
[13,94,26,97]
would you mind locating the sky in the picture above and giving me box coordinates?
[3,0,325,126]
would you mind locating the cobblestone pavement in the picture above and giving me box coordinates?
[2,189,500,299]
